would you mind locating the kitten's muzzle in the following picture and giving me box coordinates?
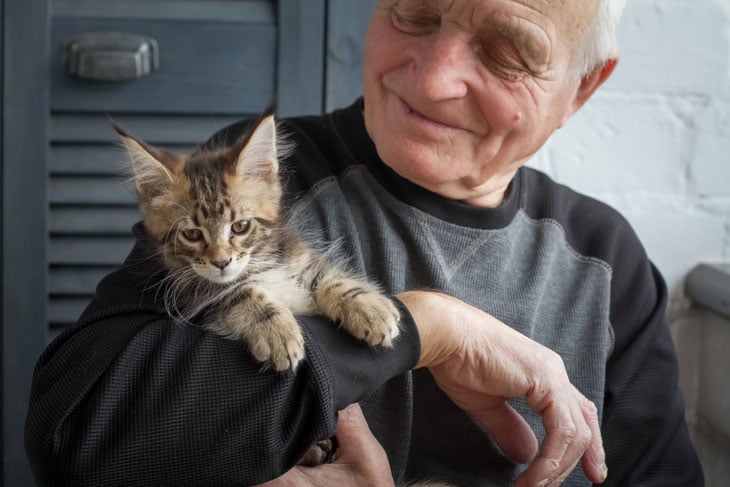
[211,258,232,270]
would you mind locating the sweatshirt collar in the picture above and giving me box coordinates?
[333,98,522,230]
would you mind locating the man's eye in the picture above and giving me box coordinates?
[474,40,528,82]
[391,6,439,35]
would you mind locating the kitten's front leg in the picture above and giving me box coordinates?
[213,287,305,372]
[314,273,400,347]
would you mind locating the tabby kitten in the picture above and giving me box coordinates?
[117,117,457,484]
[116,115,400,372]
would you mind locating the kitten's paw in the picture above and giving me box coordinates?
[338,291,401,347]
[298,438,335,467]
[247,313,305,372]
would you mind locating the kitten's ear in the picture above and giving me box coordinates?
[235,115,278,181]
[114,124,174,198]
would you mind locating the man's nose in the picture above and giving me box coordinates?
[414,30,472,100]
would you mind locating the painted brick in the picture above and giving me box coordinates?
[539,94,688,197]
[691,101,730,197]
[606,0,730,95]
[529,0,730,299]
[616,209,727,292]
[533,2,730,483]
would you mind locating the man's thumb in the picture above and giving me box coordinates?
[336,403,370,440]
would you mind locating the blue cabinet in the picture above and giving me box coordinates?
[2,1,374,485]
[45,1,319,338]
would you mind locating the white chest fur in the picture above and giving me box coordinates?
[250,267,316,315]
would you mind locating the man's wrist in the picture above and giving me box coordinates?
[396,291,461,369]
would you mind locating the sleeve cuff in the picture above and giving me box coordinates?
[299,296,420,410]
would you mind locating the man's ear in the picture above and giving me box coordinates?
[560,58,619,126]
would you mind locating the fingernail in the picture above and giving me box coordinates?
[537,480,549,487]
[600,463,608,482]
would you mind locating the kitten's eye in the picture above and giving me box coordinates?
[181,228,203,242]
[231,220,251,235]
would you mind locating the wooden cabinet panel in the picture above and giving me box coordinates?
[51,17,276,114]
[1,1,363,485]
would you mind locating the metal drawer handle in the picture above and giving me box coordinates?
[63,32,159,81]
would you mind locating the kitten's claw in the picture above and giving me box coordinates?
[247,313,305,372]
[337,292,401,347]
[316,277,402,347]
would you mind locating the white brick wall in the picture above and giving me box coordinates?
[530,0,730,294]
[530,1,730,483]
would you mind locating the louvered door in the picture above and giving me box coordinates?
[3,1,377,485]
[47,0,325,339]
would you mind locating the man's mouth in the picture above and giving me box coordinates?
[400,97,457,131]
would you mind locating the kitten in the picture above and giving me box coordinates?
[116,116,455,485]
[116,114,400,372]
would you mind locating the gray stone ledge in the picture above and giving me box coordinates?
[686,264,730,319]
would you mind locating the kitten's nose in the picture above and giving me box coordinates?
[211,258,232,270]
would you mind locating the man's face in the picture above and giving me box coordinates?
[362,0,600,207]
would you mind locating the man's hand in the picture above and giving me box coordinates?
[256,403,395,487]
[399,291,608,487]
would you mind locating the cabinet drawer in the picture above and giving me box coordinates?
[50,8,276,114]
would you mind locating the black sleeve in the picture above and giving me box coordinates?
[602,254,704,485]
[527,171,705,485]
[24,230,420,486]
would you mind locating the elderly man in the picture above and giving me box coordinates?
[25,0,702,486]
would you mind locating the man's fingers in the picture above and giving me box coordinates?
[337,402,367,428]
[518,384,605,486]
[516,428,577,486]
[580,396,608,484]
[471,402,538,464]
[255,468,306,487]
[333,403,371,459]
[332,403,393,474]
[332,403,396,486]
[518,387,592,486]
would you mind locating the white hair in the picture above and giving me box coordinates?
[572,0,626,77]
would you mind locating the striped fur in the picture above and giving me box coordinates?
[117,115,400,372]
[118,117,459,484]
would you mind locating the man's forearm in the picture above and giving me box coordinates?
[25,237,421,486]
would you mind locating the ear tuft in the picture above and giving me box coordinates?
[235,115,279,180]
[115,125,174,198]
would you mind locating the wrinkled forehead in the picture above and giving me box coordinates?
[531,0,601,47]
[385,0,599,47]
